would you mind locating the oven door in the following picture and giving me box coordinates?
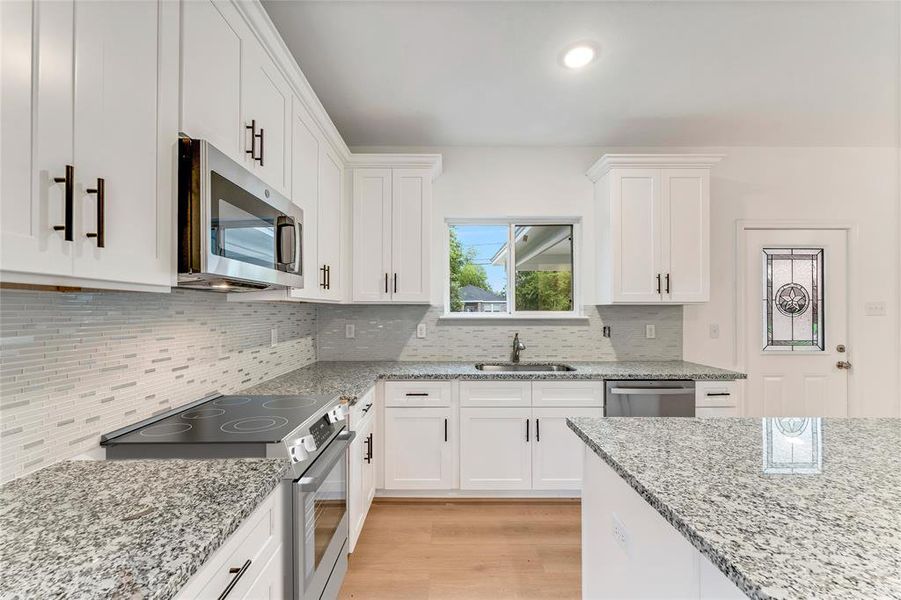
[294,430,355,600]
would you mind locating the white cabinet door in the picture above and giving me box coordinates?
[71,0,169,287]
[352,169,392,302]
[317,147,343,301]
[384,407,454,490]
[662,169,709,302]
[289,99,321,299]
[390,169,431,303]
[242,544,286,600]
[532,407,602,490]
[460,407,531,491]
[349,414,374,551]
[362,417,376,514]
[1,0,75,278]
[180,0,244,160]
[459,381,531,407]
[612,169,663,303]
[241,41,291,196]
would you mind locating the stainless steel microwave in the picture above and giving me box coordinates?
[177,137,303,292]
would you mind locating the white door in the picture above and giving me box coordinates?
[743,229,849,416]
[662,168,709,302]
[72,0,167,287]
[352,169,392,302]
[532,407,603,490]
[384,407,453,489]
[612,169,663,303]
[241,41,291,196]
[460,407,531,490]
[289,99,320,299]
[180,0,244,159]
[1,0,75,278]
[317,148,343,301]
[390,169,431,303]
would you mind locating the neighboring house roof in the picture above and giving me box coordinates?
[460,285,504,303]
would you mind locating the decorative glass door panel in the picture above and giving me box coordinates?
[761,248,824,351]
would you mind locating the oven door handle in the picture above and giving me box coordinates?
[296,430,356,492]
[608,387,692,395]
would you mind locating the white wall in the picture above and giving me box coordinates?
[356,145,901,416]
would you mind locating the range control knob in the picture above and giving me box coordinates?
[299,435,318,452]
[326,405,347,424]
[290,444,309,463]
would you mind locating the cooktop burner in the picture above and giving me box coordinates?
[221,416,290,434]
[103,394,338,445]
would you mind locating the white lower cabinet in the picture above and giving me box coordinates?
[532,407,604,490]
[695,380,741,417]
[176,482,287,600]
[384,406,455,490]
[460,407,532,490]
[349,389,376,552]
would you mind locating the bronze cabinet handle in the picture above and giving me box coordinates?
[325,265,330,290]
[384,273,388,293]
[656,273,661,294]
[245,120,257,160]
[665,273,671,294]
[218,559,251,600]
[393,273,397,294]
[52,165,74,241]
[85,177,105,247]
[256,128,264,166]
[536,418,540,442]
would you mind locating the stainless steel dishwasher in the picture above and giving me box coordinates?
[604,380,696,417]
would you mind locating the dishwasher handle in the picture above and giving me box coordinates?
[608,387,693,396]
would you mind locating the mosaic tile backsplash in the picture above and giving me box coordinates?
[0,289,317,483]
[317,304,682,362]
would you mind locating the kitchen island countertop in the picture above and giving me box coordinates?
[567,416,901,599]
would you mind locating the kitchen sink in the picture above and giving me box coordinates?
[474,363,576,372]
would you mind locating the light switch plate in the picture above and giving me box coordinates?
[416,323,427,338]
[864,301,887,316]
[611,513,631,556]
[345,323,355,339]
[645,324,656,339]
[709,323,720,339]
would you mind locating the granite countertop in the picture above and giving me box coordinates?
[0,458,290,600]
[567,417,901,600]
[244,360,745,402]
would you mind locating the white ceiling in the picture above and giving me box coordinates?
[262,1,900,147]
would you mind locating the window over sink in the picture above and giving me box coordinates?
[445,219,579,319]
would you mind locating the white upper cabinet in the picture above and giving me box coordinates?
[1,0,175,291]
[181,0,291,196]
[288,98,343,302]
[589,155,721,304]
[352,167,433,303]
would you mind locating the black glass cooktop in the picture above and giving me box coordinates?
[104,394,337,444]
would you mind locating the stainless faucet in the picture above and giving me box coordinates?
[511,332,526,363]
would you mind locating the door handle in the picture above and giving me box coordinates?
[393,273,397,294]
[525,419,530,442]
[218,559,251,600]
[444,418,448,442]
[384,273,389,294]
[536,418,540,442]
[326,265,331,289]
[665,273,671,294]
[52,165,74,241]
[320,265,327,288]
[85,178,105,247]
[656,273,661,294]
[256,127,264,166]
[836,361,852,370]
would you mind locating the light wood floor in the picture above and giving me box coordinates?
[339,499,581,600]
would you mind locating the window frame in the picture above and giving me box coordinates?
[443,217,583,320]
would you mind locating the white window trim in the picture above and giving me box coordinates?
[443,217,583,320]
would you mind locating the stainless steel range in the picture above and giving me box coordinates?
[101,393,353,600]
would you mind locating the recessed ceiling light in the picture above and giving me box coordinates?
[561,43,597,70]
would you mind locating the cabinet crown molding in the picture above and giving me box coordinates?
[586,154,725,182]
[349,154,443,179]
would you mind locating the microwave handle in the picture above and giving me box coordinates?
[275,216,297,268]
[293,221,302,275]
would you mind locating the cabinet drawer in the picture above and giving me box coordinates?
[695,381,739,408]
[176,483,285,600]
[460,381,532,407]
[532,381,604,407]
[384,381,451,407]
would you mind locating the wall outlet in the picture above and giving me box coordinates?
[611,513,631,556]
[645,324,656,339]
[416,323,427,339]
[270,327,278,347]
[602,326,611,338]
[345,323,355,339]
[709,323,720,339]
[864,301,887,316]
